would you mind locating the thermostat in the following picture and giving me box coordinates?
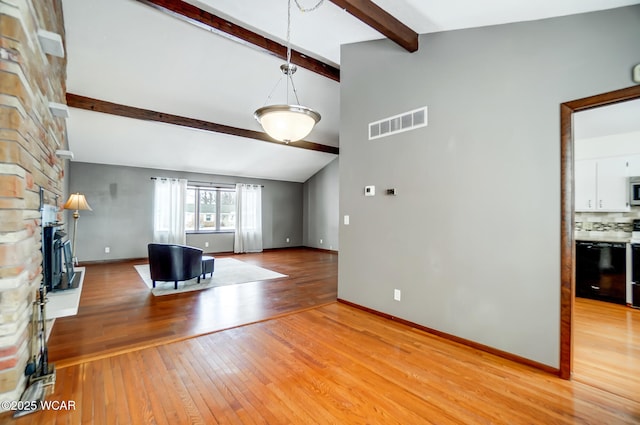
[364,185,375,196]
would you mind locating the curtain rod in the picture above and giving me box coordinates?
[150,177,263,187]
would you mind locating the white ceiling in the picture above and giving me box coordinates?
[62,0,640,182]
[575,98,640,140]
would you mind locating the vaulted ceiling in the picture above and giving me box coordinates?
[61,0,640,182]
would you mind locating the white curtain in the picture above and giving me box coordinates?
[153,178,187,245]
[234,184,263,253]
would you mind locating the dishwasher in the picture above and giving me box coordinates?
[575,241,626,305]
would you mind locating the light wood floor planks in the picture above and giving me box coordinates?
[573,297,640,403]
[3,248,639,423]
[6,302,640,424]
[46,248,338,367]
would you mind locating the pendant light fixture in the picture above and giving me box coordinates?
[254,0,322,144]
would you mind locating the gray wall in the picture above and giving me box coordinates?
[303,157,339,250]
[339,5,640,368]
[68,162,303,261]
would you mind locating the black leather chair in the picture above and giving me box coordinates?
[147,243,203,290]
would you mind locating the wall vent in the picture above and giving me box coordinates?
[368,106,428,140]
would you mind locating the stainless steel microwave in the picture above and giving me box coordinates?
[631,177,640,206]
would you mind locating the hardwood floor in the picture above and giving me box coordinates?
[3,249,639,423]
[6,303,640,424]
[573,297,640,403]
[47,248,338,367]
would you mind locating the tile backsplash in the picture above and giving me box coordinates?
[575,208,640,238]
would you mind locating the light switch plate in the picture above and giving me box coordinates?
[364,185,375,196]
[634,64,640,83]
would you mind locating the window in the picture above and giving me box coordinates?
[185,186,236,232]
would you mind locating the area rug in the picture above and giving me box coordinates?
[134,258,287,296]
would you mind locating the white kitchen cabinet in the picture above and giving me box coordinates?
[575,159,597,211]
[627,154,640,177]
[597,157,629,211]
[575,157,629,212]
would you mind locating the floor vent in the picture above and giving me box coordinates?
[368,106,428,140]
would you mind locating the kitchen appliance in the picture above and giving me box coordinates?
[630,176,640,206]
[631,219,640,244]
[633,246,640,309]
[575,241,626,305]
[631,219,640,308]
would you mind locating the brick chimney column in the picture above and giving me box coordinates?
[0,0,67,406]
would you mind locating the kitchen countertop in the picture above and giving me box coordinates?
[574,232,632,243]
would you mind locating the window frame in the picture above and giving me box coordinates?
[185,186,236,234]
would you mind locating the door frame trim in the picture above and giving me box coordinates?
[559,84,640,379]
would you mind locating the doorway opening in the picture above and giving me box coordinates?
[559,84,640,379]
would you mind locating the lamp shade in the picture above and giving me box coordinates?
[255,104,321,143]
[63,193,92,211]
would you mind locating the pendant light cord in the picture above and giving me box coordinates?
[253,0,324,142]
[289,0,325,63]
[265,0,325,107]
[286,0,292,66]
[294,0,325,12]
[286,0,299,105]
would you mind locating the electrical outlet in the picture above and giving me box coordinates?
[394,289,401,301]
[286,237,290,243]
[105,247,110,254]
[205,242,209,247]
[320,239,323,244]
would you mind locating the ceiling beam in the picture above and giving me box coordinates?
[66,93,339,155]
[329,0,418,52]
[134,0,340,82]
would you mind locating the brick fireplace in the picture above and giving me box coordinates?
[0,0,67,406]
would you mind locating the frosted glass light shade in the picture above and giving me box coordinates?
[255,105,321,143]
